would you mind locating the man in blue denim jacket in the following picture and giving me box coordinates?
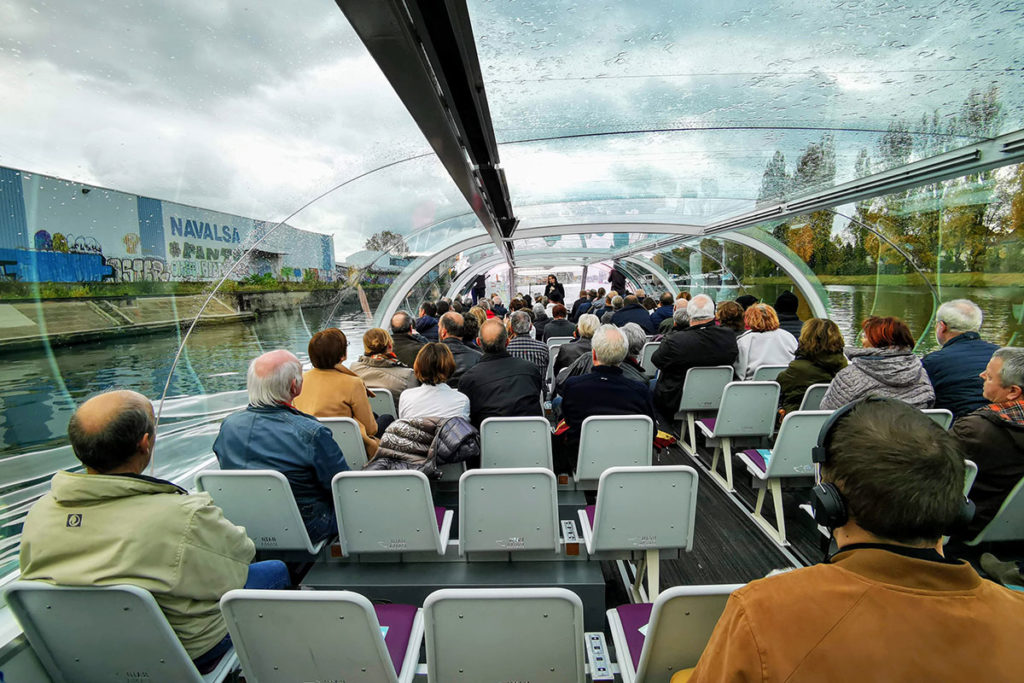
[213,350,350,543]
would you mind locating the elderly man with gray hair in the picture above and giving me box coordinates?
[651,293,739,420]
[554,313,601,376]
[507,309,550,371]
[214,349,350,543]
[951,346,1024,539]
[554,324,656,473]
[922,298,999,418]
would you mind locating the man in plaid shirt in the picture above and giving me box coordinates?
[506,310,549,372]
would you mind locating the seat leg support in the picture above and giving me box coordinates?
[751,478,790,546]
[646,549,660,601]
[709,438,735,492]
[631,555,647,603]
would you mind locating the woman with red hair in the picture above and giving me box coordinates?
[820,316,934,410]
[733,303,798,380]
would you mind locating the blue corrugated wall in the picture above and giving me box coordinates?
[0,167,28,250]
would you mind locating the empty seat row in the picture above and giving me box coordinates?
[7,580,741,683]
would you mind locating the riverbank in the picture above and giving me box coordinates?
[743,272,1024,287]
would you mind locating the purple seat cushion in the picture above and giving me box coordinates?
[742,448,767,473]
[434,506,447,532]
[698,417,716,433]
[585,505,596,529]
[375,603,418,674]
[615,602,654,671]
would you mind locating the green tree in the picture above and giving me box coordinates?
[364,230,410,257]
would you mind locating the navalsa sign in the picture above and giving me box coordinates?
[168,216,243,243]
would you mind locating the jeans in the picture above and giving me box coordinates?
[298,500,338,545]
[192,560,291,673]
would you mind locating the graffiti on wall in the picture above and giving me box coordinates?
[104,256,170,282]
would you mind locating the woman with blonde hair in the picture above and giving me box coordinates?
[733,303,798,380]
[776,318,848,413]
[293,328,383,457]
[397,343,470,419]
[350,328,420,404]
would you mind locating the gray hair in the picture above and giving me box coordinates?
[390,311,413,334]
[510,310,533,336]
[532,303,547,317]
[621,323,648,357]
[576,313,600,339]
[611,295,624,311]
[992,347,1024,389]
[673,298,688,311]
[247,351,303,407]
[936,299,983,332]
[592,324,629,366]
[672,307,689,326]
[688,294,715,320]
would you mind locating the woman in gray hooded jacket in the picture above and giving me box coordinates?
[820,316,935,411]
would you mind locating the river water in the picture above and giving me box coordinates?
[1,284,1021,458]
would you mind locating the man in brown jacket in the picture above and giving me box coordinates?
[684,399,1024,682]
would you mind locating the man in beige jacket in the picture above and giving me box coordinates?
[19,390,285,672]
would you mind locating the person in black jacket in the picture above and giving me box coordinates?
[415,302,439,342]
[569,290,591,322]
[390,311,426,368]
[471,274,486,304]
[611,295,656,334]
[922,299,999,418]
[438,312,481,389]
[608,264,627,295]
[651,294,739,419]
[458,319,544,429]
[543,304,577,342]
[774,291,804,339]
[544,274,565,302]
[554,313,600,375]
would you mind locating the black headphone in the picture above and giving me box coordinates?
[810,397,975,532]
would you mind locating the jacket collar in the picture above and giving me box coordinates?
[246,402,315,419]
[592,364,624,376]
[689,319,716,331]
[479,350,512,362]
[942,331,982,348]
[829,546,982,591]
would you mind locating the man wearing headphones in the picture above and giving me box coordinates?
[685,398,1024,682]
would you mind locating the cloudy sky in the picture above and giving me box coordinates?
[1,0,1021,259]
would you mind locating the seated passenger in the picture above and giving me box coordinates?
[652,294,739,419]
[611,295,656,333]
[461,310,481,349]
[292,329,385,457]
[951,347,1024,539]
[687,398,1024,682]
[543,304,577,341]
[820,316,934,410]
[553,313,601,375]
[603,295,624,325]
[774,290,804,339]
[569,289,592,321]
[458,319,544,428]
[735,293,758,310]
[776,318,847,414]
[650,292,675,328]
[20,390,286,669]
[215,349,350,543]
[658,299,689,336]
[554,325,656,473]
[390,310,426,368]
[922,299,999,418]
[733,303,798,380]
[398,343,470,420]
[438,312,481,389]
[350,327,420,405]
[415,302,439,341]
[715,300,746,336]
[532,303,551,340]
[490,294,508,319]
[555,321,649,394]
[506,309,549,372]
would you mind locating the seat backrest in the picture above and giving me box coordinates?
[921,409,954,430]
[333,470,444,555]
[712,382,781,438]
[751,364,788,382]
[319,416,369,469]
[964,459,979,496]
[5,582,204,683]
[640,342,661,378]
[764,410,832,478]
[196,469,317,553]
[458,468,559,554]
[635,584,744,681]
[424,588,585,683]
[678,366,734,412]
[592,466,698,553]
[798,383,831,411]
[480,416,554,470]
[220,589,401,683]
[367,388,397,417]
[547,335,574,348]
[969,475,1024,544]
[576,415,654,484]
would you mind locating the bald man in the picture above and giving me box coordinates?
[457,318,544,430]
[390,310,426,368]
[438,311,481,389]
[19,389,273,669]
[214,349,349,544]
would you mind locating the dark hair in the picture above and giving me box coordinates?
[716,301,745,333]
[439,312,464,337]
[862,316,915,348]
[624,295,639,307]
[823,399,965,544]
[660,292,674,306]
[308,328,347,369]
[643,297,657,310]
[461,313,479,343]
[452,301,463,313]
[413,342,455,385]
[421,302,437,318]
[774,290,799,315]
[523,295,532,307]
[735,294,758,310]
[390,311,413,334]
[68,400,154,472]
[552,304,567,319]
[597,287,606,298]
[436,300,451,316]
